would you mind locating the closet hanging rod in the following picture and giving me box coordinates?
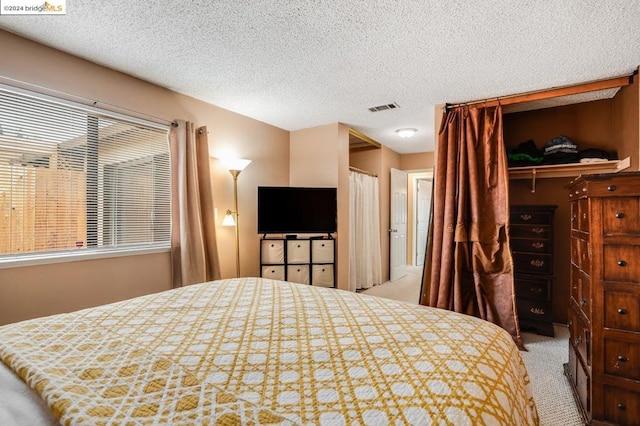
[445,72,636,111]
[349,166,378,177]
[0,75,178,128]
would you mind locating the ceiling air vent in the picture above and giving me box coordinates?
[368,102,400,112]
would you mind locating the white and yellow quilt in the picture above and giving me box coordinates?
[0,278,539,425]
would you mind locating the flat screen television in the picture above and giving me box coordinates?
[258,186,337,235]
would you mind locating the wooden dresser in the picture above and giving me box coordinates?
[510,205,557,337]
[565,172,640,425]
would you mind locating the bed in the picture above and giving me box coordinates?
[0,277,539,425]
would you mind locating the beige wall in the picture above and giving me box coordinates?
[400,152,434,170]
[0,252,170,324]
[0,30,290,325]
[288,123,349,289]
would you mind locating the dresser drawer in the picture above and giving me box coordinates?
[571,265,580,304]
[570,201,579,231]
[261,265,285,281]
[261,240,285,264]
[286,265,309,284]
[311,239,334,263]
[511,238,551,254]
[510,210,553,224]
[569,308,590,367]
[571,236,580,268]
[603,385,640,426]
[604,291,640,332]
[578,198,590,232]
[584,174,640,197]
[603,197,640,235]
[287,240,310,264]
[513,252,552,275]
[518,298,552,322]
[312,264,334,287]
[604,338,640,381]
[577,359,591,417]
[515,276,551,301]
[578,238,591,273]
[510,224,551,239]
[571,268,591,320]
[603,245,640,282]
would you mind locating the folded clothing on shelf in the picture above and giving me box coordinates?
[578,148,617,163]
[542,135,579,164]
[507,139,544,167]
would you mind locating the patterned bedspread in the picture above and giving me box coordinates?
[0,278,539,425]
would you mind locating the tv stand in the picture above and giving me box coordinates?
[260,235,336,287]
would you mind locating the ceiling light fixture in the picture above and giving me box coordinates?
[396,128,417,138]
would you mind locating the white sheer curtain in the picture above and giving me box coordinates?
[349,170,382,291]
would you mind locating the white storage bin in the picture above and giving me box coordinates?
[312,264,334,287]
[261,265,285,281]
[311,239,334,263]
[287,240,310,263]
[287,265,310,284]
[261,240,285,264]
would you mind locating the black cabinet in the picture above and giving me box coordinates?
[510,204,557,336]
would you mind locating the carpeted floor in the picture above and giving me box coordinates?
[521,325,583,425]
[361,269,583,425]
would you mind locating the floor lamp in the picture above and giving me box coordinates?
[221,158,251,277]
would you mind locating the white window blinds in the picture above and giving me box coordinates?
[0,85,170,261]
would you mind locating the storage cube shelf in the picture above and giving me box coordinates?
[260,237,335,287]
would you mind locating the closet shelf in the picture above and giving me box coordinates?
[508,156,630,180]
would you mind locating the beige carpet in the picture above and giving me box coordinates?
[359,266,423,304]
[361,269,583,425]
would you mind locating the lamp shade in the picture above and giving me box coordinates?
[220,158,251,171]
[222,210,236,226]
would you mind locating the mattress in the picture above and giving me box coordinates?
[0,277,539,425]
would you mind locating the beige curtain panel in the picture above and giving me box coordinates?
[421,105,522,348]
[169,120,221,287]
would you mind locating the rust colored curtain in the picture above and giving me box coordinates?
[169,120,221,287]
[420,105,522,348]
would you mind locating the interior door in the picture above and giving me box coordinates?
[415,176,433,266]
[390,168,408,281]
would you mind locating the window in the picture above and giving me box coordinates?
[0,85,170,264]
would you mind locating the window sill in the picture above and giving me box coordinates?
[0,245,170,269]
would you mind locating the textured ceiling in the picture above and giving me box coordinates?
[1,1,640,154]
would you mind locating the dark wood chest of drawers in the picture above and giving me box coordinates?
[510,205,557,337]
[565,172,640,426]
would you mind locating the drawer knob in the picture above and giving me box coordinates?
[297,244,301,247]
[531,242,544,249]
[531,227,544,234]
[520,214,532,221]
[617,355,628,362]
[617,308,628,315]
[617,403,626,411]
[617,260,627,267]
[530,307,545,315]
[615,212,625,219]
[530,259,545,268]
[607,185,617,191]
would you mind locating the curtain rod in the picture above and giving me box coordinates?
[445,72,636,111]
[349,166,378,177]
[0,75,178,128]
